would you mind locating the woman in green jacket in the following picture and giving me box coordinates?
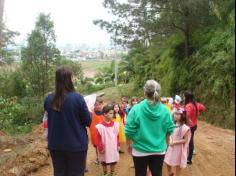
[125,80,175,176]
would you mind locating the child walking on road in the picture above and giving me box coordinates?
[96,104,120,176]
[164,107,191,176]
[113,103,126,153]
[89,97,104,164]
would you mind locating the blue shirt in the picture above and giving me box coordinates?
[44,92,91,151]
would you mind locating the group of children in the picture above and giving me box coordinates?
[88,96,139,175]
[87,95,191,176]
[42,95,192,176]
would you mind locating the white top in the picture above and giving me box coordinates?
[132,148,166,157]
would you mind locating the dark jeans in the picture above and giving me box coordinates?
[133,155,165,176]
[50,150,87,176]
[188,125,197,162]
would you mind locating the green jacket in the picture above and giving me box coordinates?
[125,99,175,153]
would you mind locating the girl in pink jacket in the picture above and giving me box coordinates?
[164,107,191,176]
[96,104,120,176]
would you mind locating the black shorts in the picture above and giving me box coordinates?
[101,162,117,166]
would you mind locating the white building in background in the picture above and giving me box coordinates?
[60,45,128,61]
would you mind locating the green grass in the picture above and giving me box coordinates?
[78,60,112,73]
[94,83,143,103]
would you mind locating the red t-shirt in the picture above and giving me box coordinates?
[185,103,206,127]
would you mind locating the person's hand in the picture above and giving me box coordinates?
[88,105,94,113]
[117,146,121,152]
[166,136,172,146]
[169,140,175,146]
[166,136,170,145]
[127,145,132,155]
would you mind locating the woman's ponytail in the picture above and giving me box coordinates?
[154,90,161,103]
[144,80,161,105]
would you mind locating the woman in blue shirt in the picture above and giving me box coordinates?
[44,66,91,176]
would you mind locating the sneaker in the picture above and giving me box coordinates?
[187,160,192,165]
[193,149,197,155]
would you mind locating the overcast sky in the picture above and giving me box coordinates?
[4,0,116,47]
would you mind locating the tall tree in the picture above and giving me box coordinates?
[95,0,216,58]
[21,13,61,96]
[0,0,19,64]
[0,0,5,48]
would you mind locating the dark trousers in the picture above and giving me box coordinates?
[50,150,87,176]
[188,125,197,162]
[133,155,165,176]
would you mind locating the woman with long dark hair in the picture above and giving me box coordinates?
[44,66,91,176]
[183,91,206,165]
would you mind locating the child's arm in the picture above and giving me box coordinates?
[96,128,104,154]
[198,103,206,113]
[42,111,48,138]
[117,134,120,151]
[166,135,171,146]
[170,130,190,146]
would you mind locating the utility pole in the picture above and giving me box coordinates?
[0,0,5,48]
[114,46,118,87]
[114,58,118,87]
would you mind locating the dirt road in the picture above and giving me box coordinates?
[29,121,234,176]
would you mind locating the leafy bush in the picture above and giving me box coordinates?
[0,96,43,135]
[123,24,235,129]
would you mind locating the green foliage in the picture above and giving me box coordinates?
[77,83,113,95]
[21,13,61,97]
[0,67,28,98]
[0,13,85,134]
[116,24,234,129]
[95,83,142,102]
[0,96,42,134]
[0,25,19,64]
[80,60,112,73]
[96,0,235,129]
[93,60,116,85]
[0,57,84,134]
[55,58,83,79]
[95,0,218,57]
[76,60,116,94]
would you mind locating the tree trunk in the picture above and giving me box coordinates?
[184,29,190,59]
[0,0,5,48]
[184,7,190,59]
